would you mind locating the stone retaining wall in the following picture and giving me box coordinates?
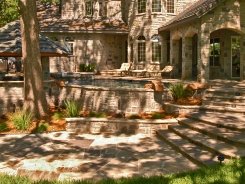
[59,85,170,114]
[0,81,58,115]
[66,117,177,136]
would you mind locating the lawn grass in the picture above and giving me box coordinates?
[1,159,245,184]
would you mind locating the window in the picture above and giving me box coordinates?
[138,36,146,62]
[138,0,146,13]
[151,35,161,62]
[85,1,93,16]
[166,0,175,14]
[65,37,75,55]
[209,38,220,66]
[152,0,161,12]
[99,1,107,17]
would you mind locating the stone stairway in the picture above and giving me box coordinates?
[157,112,245,167]
[200,80,245,114]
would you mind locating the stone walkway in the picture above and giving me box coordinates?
[0,132,197,181]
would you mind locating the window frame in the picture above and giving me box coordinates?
[209,38,221,67]
[137,36,146,63]
[165,0,175,14]
[138,0,146,14]
[152,0,162,13]
[85,0,93,16]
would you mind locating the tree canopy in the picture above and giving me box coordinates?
[0,0,60,27]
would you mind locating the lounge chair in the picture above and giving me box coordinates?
[130,64,147,77]
[100,63,132,76]
[146,65,174,78]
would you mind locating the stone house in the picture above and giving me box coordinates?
[40,0,196,73]
[159,0,245,82]
[40,0,245,82]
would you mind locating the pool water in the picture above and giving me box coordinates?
[68,79,149,88]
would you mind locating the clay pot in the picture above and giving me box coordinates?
[144,83,154,89]
[151,80,164,92]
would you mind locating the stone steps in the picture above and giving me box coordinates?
[202,101,245,109]
[199,105,245,115]
[178,118,245,147]
[187,112,245,131]
[169,125,245,158]
[157,130,218,166]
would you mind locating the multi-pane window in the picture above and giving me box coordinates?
[138,36,146,62]
[85,1,93,16]
[209,38,220,66]
[152,0,161,12]
[65,37,75,55]
[166,0,175,13]
[151,35,161,62]
[99,1,107,17]
[138,0,146,13]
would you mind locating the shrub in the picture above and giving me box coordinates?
[10,110,33,130]
[128,114,141,119]
[151,112,165,119]
[64,100,80,117]
[0,122,8,132]
[35,122,48,133]
[88,111,107,118]
[52,112,64,120]
[169,83,187,101]
[79,63,96,72]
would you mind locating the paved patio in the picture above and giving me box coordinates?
[0,132,197,181]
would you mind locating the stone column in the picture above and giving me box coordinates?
[160,33,168,67]
[146,38,151,67]
[182,37,192,80]
[170,39,180,77]
[240,35,245,80]
[198,31,210,83]
[41,57,50,81]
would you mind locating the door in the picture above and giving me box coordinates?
[231,36,240,79]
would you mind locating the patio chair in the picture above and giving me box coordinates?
[160,65,174,78]
[130,64,147,77]
[100,62,132,76]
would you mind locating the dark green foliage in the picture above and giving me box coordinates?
[79,63,96,72]
[35,122,48,133]
[88,111,107,118]
[128,114,141,119]
[169,83,188,101]
[151,112,165,119]
[0,122,8,132]
[52,112,64,120]
[10,110,33,130]
[64,99,80,117]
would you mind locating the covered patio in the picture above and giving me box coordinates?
[159,0,245,82]
[0,21,70,81]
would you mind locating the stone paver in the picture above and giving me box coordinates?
[0,132,197,181]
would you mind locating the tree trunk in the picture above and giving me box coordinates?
[19,0,48,118]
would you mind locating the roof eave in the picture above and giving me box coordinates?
[159,16,197,32]
[41,29,129,34]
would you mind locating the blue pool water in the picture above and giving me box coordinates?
[68,79,149,88]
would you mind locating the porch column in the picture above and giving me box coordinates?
[128,38,132,63]
[146,38,151,66]
[160,33,169,67]
[240,35,245,80]
[198,32,210,83]
[182,37,192,80]
[170,39,179,77]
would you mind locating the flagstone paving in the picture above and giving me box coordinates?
[0,132,197,181]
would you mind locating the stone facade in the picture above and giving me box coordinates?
[45,0,197,73]
[160,0,245,82]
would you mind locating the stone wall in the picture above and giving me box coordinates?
[66,118,176,136]
[59,85,168,114]
[167,0,245,82]
[47,33,127,72]
[61,0,122,20]
[0,81,58,115]
[126,0,196,68]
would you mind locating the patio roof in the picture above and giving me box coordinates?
[0,21,70,57]
[159,0,223,31]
